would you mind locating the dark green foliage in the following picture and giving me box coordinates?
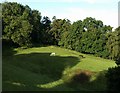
[2,2,33,47]
[63,20,83,50]
[105,66,120,92]
[61,17,111,59]
[80,18,111,57]
[30,10,41,44]
[2,2,42,47]
[106,26,120,64]
[50,18,71,45]
[40,16,53,45]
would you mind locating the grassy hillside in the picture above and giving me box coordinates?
[3,46,117,91]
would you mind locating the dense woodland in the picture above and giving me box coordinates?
[1,2,120,91]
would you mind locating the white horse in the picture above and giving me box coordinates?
[50,52,56,56]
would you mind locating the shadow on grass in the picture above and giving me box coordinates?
[2,40,17,57]
[3,52,80,91]
[12,53,80,79]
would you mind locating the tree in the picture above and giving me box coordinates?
[107,26,120,64]
[50,18,71,45]
[2,2,43,47]
[30,10,42,44]
[41,16,52,44]
[2,2,33,47]
[58,19,71,47]
[63,20,83,50]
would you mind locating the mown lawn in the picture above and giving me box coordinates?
[2,46,117,91]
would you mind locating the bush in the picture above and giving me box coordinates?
[105,66,120,92]
[115,58,120,65]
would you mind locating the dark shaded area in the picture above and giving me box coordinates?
[105,66,120,92]
[3,52,80,91]
[2,40,17,57]
[10,53,79,79]
[79,55,86,58]
[72,71,92,84]
[87,71,107,91]
[115,58,120,65]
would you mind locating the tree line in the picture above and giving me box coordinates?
[1,2,120,64]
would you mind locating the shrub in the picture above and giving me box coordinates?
[105,66,120,92]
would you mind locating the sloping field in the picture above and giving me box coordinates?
[3,46,117,91]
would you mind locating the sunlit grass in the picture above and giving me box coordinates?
[37,79,64,88]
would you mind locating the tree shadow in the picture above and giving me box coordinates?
[12,53,80,79]
[2,40,17,57]
[3,52,80,91]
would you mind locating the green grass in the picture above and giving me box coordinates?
[3,46,117,91]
